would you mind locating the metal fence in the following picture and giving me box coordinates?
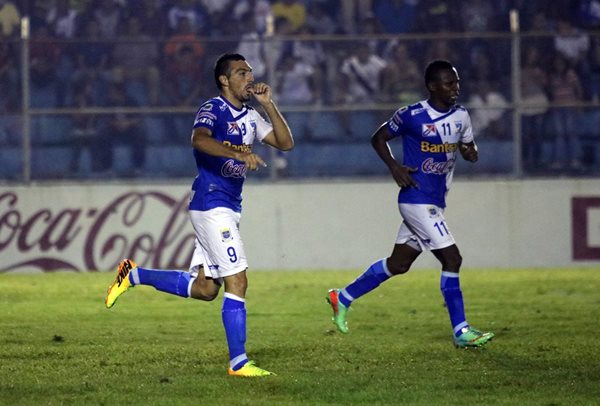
[1,18,599,182]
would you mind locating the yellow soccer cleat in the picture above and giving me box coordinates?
[105,259,137,309]
[227,361,275,377]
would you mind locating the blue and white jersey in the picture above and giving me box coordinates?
[386,100,473,208]
[189,96,273,212]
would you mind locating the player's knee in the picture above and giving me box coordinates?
[386,258,411,275]
[190,278,220,301]
[444,252,462,272]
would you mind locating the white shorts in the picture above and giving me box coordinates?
[188,207,248,280]
[395,204,456,251]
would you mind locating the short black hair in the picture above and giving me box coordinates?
[214,53,246,90]
[424,60,454,87]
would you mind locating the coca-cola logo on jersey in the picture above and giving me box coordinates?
[0,191,196,273]
[221,159,247,178]
[421,158,456,175]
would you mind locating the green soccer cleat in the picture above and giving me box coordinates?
[326,289,349,334]
[227,361,275,377]
[105,259,136,309]
[453,326,494,348]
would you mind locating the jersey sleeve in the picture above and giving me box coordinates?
[460,111,474,143]
[252,110,274,142]
[193,100,221,131]
[386,106,409,138]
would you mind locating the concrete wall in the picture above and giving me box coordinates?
[1,178,599,273]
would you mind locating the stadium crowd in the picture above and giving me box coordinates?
[1,0,599,177]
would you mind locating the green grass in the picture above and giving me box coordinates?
[1,268,599,405]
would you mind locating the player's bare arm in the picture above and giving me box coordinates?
[459,141,478,163]
[371,124,419,188]
[191,127,266,170]
[251,83,294,151]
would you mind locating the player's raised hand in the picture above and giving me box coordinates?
[238,152,267,171]
[391,165,419,189]
[250,83,272,105]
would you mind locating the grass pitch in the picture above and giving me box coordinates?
[1,268,599,405]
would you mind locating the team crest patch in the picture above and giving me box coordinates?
[227,122,240,135]
[422,123,437,137]
[428,207,438,217]
[455,121,463,131]
[221,228,233,242]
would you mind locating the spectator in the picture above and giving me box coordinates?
[520,46,549,171]
[547,54,584,170]
[73,18,111,104]
[276,54,321,106]
[263,16,294,74]
[163,45,204,106]
[93,0,123,39]
[358,15,386,55]
[337,42,387,137]
[46,0,79,39]
[101,82,145,176]
[128,0,168,39]
[199,0,233,35]
[459,0,494,32]
[338,42,387,105]
[338,0,372,34]
[381,42,422,104]
[233,0,273,35]
[70,79,100,174]
[554,18,590,69]
[163,16,205,62]
[0,41,18,112]
[291,25,326,70]
[468,80,509,139]
[111,15,160,105]
[167,0,207,34]
[271,0,306,32]
[0,0,20,39]
[236,13,267,80]
[588,36,600,102]
[304,2,338,35]
[29,24,61,91]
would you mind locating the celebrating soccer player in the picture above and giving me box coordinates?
[105,53,294,376]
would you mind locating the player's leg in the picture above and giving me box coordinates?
[105,257,208,309]
[432,238,494,348]
[191,208,273,376]
[327,211,423,333]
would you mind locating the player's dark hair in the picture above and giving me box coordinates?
[214,53,246,90]
[425,60,454,87]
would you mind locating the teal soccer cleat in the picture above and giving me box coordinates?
[453,327,494,348]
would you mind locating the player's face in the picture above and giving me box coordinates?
[225,60,255,103]
[430,68,460,110]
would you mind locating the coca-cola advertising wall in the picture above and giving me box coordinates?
[0,184,196,273]
[2,179,599,272]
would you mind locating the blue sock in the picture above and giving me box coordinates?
[129,267,193,298]
[339,259,392,308]
[222,293,248,371]
[440,271,469,336]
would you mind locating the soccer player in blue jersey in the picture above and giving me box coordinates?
[327,60,494,348]
[105,53,294,376]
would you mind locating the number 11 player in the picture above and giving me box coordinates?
[327,60,494,348]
